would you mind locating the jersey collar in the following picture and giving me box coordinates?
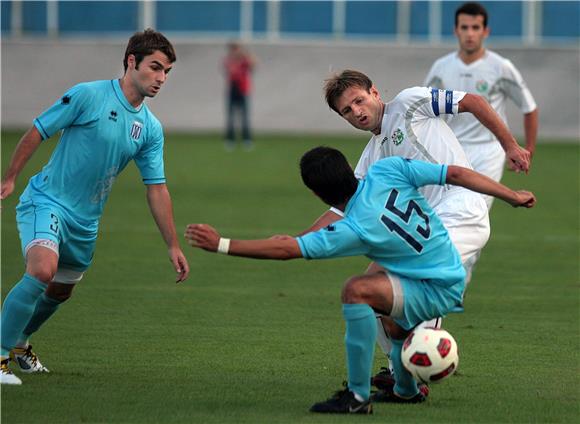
[112,79,143,113]
[371,112,390,145]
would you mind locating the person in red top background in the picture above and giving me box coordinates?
[223,41,257,151]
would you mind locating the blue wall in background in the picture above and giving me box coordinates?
[345,1,398,38]
[59,1,139,33]
[157,1,240,33]
[543,1,580,38]
[1,0,578,42]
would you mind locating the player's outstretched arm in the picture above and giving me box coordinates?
[446,166,536,208]
[458,94,530,174]
[1,127,43,200]
[185,224,303,260]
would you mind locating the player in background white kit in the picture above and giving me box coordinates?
[424,2,538,209]
[300,69,530,398]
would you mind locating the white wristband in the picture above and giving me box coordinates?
[329,206,345,217]
[217,238,231,254]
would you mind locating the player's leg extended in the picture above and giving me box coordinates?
[1,247,56,359]
[16,223,93,364]
[18,281,75,348]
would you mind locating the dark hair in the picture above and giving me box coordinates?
[300,146,358,207]
[123,28,176,72]
[455,2,488,27]
[323,70,373,114]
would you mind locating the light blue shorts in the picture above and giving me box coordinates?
[16,200,97,274]
[388,272,465,331]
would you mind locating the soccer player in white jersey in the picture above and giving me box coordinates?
[185,146,535,413]
[300,69,531,398]
[424,2,538,209]
[0,29,190,385]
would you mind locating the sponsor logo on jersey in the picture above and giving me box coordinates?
[108,110,118,122]
[130,121,143,142]
[391,128,404,146]
[476,80,489,93]
[61,95,71,105]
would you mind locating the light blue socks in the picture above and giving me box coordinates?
[19,293,63,344]
[342,303,377,400]
[1,274,46,356]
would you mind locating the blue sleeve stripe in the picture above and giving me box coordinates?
[143,178,166,185]
[440,165,448,185]
[445,90,453,114]
[431,88,439,116]
[33,119,50,140]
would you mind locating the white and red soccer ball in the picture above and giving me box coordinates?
[401,327,459,384]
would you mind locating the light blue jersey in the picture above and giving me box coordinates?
[297,157,465,286]
[21,79,166,225]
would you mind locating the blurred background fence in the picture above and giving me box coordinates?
[2,0,579,139]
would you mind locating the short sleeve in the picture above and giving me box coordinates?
[297,220,369,260]
[135,119,166,185]
[395,87,466,120]
[401,159,448,188]
[34,83,96,140]
[427,88,466,117]
[500,59,537,113]
[374,157,447,189]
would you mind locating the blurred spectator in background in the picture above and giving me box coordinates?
[223,41,256,151]
[424,1,538,209]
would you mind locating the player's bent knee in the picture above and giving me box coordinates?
[27,268,56,284]
[25,241,59,283]
[341,275,367,303]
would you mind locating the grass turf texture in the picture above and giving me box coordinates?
[1,131,578,423]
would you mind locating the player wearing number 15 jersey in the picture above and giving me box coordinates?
[303,69,531,393]
[184,146,536,413]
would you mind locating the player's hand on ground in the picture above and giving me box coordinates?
[185,224,220,252]
[1,178,15,200]
[168,246,189,283]
[510,190,536,208]
[506,145,531,174]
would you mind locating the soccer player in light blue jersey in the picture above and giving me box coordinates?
[185,146,535,414]
[1,29,190,385]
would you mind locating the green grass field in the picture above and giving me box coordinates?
[1,131,579,423]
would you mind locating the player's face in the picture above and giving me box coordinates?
[335,86,384,134]
[127,50,173,98]
[455,14,489,55]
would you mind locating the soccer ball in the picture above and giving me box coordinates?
[401,327,459,384]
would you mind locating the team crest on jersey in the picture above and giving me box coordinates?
[476,80,489,93]
[130,121,143,142]
[391,128,404,146]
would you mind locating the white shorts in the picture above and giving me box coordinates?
[461,141,506,209]
[434,190,490,271]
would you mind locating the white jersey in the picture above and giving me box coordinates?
[354,86,474,210]
[424,50,537,144]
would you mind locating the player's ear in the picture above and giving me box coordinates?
[127,54,137,70]
[370,85,381,100]
[483,26,490,39]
